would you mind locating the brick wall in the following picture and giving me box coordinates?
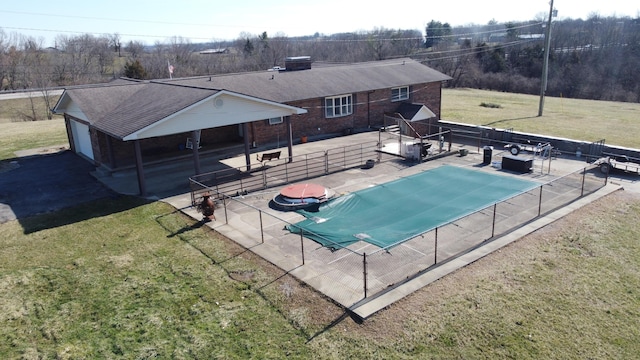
[91,81,445,168]
[249,81,444,145]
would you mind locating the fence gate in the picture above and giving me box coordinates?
[587,139,606,163]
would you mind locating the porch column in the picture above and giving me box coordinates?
[106,135,116,168]
[191,130,201,175]
[242,123,251,171]
[133,140,147,196]
[286,116,293,163]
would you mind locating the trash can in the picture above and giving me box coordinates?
[483,146,493,165]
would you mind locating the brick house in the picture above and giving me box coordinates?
[53,57,450,195]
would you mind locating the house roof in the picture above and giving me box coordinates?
[166,58,451,103]
[395,103,436,122]
[94,83,219,139]
[53,58,450,140]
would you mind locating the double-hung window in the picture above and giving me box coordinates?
[391,86,409,101]
[325,94,353,118]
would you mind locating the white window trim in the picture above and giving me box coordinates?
[391,86,409,102]
[268,116,283,125]
[325,94,353,118]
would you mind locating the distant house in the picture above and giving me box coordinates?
[199,48,229,55]
[53,57,450,195]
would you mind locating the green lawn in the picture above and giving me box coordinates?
[1,191,638,358]
[0,198,328,358]
[1,91,640,358]
[442,88,640,148]
[0,119,68,161]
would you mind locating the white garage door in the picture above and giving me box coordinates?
[70,120,94,160]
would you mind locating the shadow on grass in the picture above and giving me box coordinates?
[166,219,209,237]
[20,195,152,234]
[482,115,539,127]
[154,209,361,341]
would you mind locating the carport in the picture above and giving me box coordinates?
[53,80,307,196]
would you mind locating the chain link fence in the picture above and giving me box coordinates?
[188,141,608,307]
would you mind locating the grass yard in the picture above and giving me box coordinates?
[1,191,639,358]
[1,90,640,358]
[0,95,61,123]
[442,88,640,148]
[0,119,68,160]
[0,197,340,358]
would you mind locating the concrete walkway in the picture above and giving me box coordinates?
[95,131,635,319]
[348,183,622,319]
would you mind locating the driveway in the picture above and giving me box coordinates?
[0,149,115,223]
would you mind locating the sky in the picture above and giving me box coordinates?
[1,0,638,46]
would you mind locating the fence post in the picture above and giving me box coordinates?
[299,229,305,265]
[538,185,543,216]
[363,252,368,299]
[324,151,329,174]
[580,167,586,197]
[222,196,228,224]
[434,227,438,264]
[285,160,290,183]
[491,203,497,238]
[343,147,347,169]
[259,210,264,244]
[262,167,267,189]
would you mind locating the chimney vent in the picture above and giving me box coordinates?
[285,56,312,71]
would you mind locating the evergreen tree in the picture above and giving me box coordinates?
[123,59,147,79]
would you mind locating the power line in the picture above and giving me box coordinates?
[0,10,238,29]
[1,17,545,44]
[425,22,544,41]
[1,26,217,41]
[416,39,543,63]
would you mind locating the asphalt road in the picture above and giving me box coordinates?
[0,150,115,223]
[0,89,63,101]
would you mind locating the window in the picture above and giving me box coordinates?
[325,94,353,118]
[268,116,283,125]
[391,86,409,101]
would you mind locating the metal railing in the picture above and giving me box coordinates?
[188,141,609,308]
[189,141,379,205]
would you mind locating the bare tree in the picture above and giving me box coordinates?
[0,28,8,90]
[92,36,115,76]
[108,33,122,57]
[125,40,145,58]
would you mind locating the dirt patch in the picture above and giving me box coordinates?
[14,145,69,158]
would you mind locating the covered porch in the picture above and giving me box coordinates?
[55,87,307,196]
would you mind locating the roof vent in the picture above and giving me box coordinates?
[285,56,312,71]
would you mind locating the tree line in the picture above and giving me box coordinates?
[424,16,640,102]
[1,14,638,121]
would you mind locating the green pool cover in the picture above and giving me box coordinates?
[286,165,539,250]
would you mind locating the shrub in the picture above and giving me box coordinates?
[480,102,502,109]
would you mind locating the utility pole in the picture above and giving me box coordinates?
[538,0,555,116]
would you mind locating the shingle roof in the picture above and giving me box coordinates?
[166,58,451,103]
[63,82,146,124]
[93,83,217,139]
[57,58,450,140]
